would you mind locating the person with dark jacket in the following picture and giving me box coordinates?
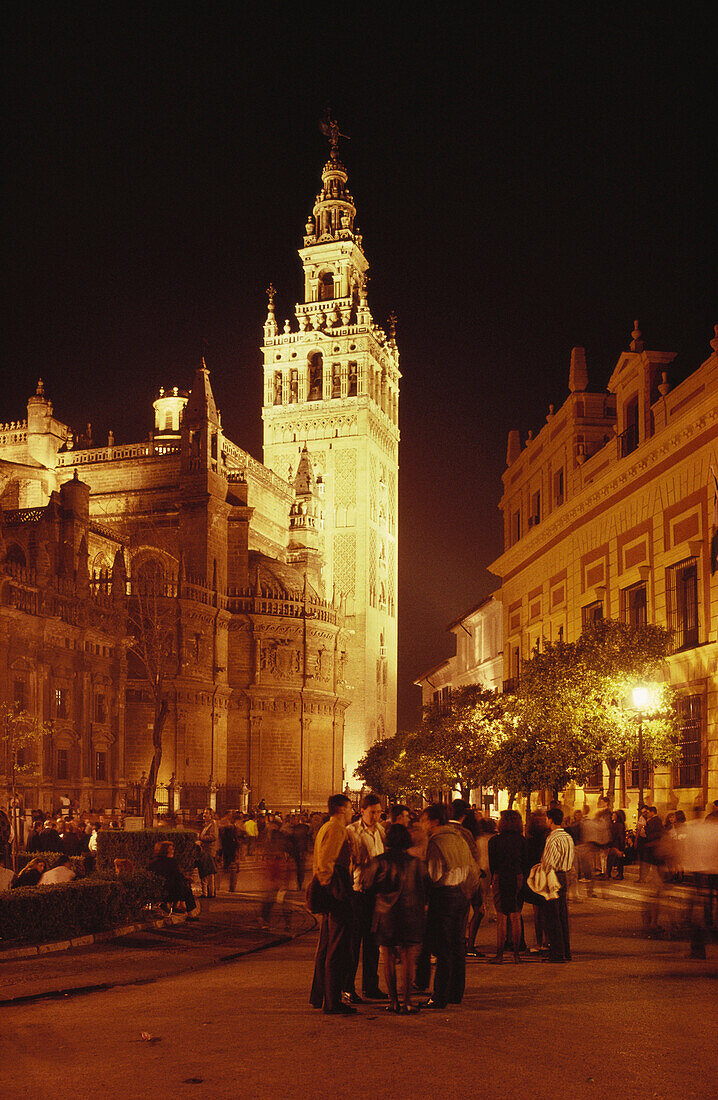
[524,810,550,952]
[12,857,48,888]
[38,821,62,852]
[488,809,526,963]
[417,803,477,1008]
[148,841,200,918]
[450,799,484,958]
[362,824,426,1013]
[25,820,45,854]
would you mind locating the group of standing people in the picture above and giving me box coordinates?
[309,794,577,1017]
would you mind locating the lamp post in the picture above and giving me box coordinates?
[632,685,650,811]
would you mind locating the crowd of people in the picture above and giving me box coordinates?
[2,794,717,972]
[308,794,718,1016]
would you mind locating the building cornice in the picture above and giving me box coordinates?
[491,400,718,584]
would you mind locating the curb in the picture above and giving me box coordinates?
[0,911,188,961]
[0,903,317,1006]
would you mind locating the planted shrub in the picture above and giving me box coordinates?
[17,852,89,877]
[96,829,197,875]
[0,871,162,945]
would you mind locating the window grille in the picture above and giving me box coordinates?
[582,601,603,628]
[667,557,698,650]
[621,582,647,628]
[673,694,702,788]
[625,758,651,789]
[95,751,107,782]
[57,748,69,780]
[584,762,604,790]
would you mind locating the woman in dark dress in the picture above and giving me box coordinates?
[488,809,526,963]
[362,823,426,1013]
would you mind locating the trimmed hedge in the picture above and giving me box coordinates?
[96,829,197,875]
[0,872,162,945]
[17,851,89,877]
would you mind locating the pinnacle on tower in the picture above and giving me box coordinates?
[184,358,219,427]
[293,444,317,497]
[506,429,521,466]
[569,347,588,393]
[264,283,278,339]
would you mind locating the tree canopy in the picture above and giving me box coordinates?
[356,620,679,809]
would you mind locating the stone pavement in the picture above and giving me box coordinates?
[0,892,315,1005]
[3,887,716,1100]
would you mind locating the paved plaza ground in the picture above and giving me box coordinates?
[2,874,716,1099]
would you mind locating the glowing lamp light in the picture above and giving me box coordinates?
[632,685,650,711]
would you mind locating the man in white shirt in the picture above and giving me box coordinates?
[541,808,575,962]
[343,794,387,1003]
[39,854,76,885]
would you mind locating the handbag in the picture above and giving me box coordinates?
[305,874,331,914]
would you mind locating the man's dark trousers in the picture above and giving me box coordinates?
[345,890,381,996]
[544,870,571,960]
[429,885,468,1006]
[310,896,352,1012]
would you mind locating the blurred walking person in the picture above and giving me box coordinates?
[219,813,241,893]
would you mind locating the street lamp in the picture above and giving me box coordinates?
[632,685,650,810]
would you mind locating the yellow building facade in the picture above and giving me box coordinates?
[490,325,718,814]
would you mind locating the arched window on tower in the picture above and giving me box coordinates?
[164,411,173,431]
[319,272,334,301]
[307,353,323,402]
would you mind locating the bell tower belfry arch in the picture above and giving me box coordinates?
[261,119,400,781]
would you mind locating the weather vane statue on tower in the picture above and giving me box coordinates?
[319,109,349,160]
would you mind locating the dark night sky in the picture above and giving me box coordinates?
[2,5,716,728]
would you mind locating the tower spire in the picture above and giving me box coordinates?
[319,108,350,162]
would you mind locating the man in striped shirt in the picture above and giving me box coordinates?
[541,807,575,962]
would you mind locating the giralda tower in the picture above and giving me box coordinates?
[261,120,400,781]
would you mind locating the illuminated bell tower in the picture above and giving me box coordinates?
[262,119,400,781]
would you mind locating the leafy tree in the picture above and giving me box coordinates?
[354,734,402,796]
[416,685,504,799]
[1,704,41,869]
[574,620,678,804]
[488,621,678,811]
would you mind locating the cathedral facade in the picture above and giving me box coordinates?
[0,139,398,814]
